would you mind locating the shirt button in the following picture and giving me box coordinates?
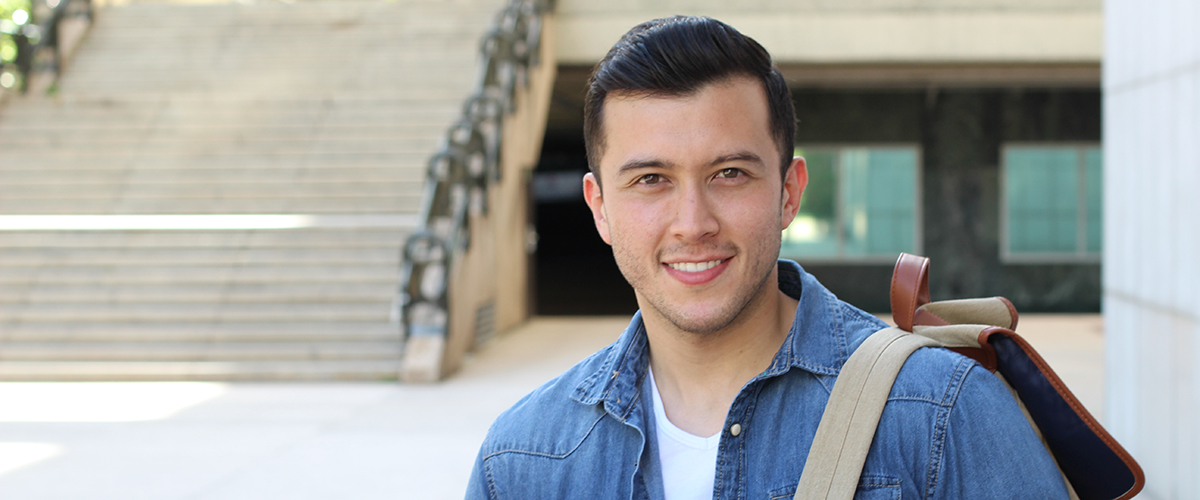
[730,423,742,437]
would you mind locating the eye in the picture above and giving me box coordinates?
[637,173,663,185]
[716,168,743,179]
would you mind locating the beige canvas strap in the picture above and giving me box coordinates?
[795,321,1082,500]
[790,253,1098,499]
[791,254,1090,499]
[793,327,937,500]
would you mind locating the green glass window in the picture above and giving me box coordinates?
[782,146,920,260]
[1003,145,1102,260]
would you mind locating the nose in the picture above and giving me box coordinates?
[669,183,720,242]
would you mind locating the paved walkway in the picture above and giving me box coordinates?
[0,315,1102,499]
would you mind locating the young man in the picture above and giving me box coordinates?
[466,16,1069,500]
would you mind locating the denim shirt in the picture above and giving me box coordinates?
[466,261,1069,499]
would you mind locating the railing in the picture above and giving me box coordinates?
[0,0,92,93]
[395,0,553,350]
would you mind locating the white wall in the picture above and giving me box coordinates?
[1103,0,1200,498]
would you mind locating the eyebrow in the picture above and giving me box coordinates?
[615,151,765,175]
[709,151,764,168]
[617,158,671,175]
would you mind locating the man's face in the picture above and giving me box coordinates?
[583,77,806,334]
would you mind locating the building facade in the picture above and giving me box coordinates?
[532,0,1105,314]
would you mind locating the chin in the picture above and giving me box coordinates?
[657,302,744,335]
[669,319,735,335]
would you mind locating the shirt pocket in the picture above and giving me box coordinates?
[768,474,901,500]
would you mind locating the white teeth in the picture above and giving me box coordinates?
[669,259,724,272]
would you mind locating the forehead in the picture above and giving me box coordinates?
[599,77,774,174]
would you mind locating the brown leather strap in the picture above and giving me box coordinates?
[889,253,930,332]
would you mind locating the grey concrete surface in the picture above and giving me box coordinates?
[0,314,1102,499]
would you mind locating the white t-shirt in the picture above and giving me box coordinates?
[648,367,720,500]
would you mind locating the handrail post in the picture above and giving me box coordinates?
[397,0,555,382]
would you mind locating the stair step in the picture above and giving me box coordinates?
[0,100,464,116]
[0,181,425,199]
[0,165,421,180]
[0,341,403,362]
[0,199,418,213]
[0,247,401,266]
[0,169,423,186]
[0,107,464,128]
[0,0,509,380]
[0,148,441,160]
[0,302,391,323]
[0,360,406,381]
[0,228,410,248]
[0,139,444,154]
[0,121,450,136]
[0,322,401,342]
[0,160,431,173]
[0,265,399,286]
[0,283,397,304]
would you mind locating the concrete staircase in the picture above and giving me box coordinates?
[0,0,503,380]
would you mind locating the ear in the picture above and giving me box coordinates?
[780,156,807,230]
[583,172,612,245]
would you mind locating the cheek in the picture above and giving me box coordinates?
[604,198,664,247]
[715,191,781,229]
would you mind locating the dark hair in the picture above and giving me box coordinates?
[583,16,795,184]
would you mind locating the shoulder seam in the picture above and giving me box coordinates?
[484,453,499,500]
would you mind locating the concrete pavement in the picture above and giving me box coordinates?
[0,314,1102,499]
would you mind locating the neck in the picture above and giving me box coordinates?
[644,271,799,437]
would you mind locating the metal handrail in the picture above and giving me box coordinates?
[0,0,93,93]
[394,0,553,343]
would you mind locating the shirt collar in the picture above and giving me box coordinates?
[571,310,650,420]
[763,259,848,377]
[571,260,851,414]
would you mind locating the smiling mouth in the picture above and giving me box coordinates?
[666,258,728,273]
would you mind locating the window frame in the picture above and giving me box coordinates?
[781,143,924,264]
[1000,142,1102,264]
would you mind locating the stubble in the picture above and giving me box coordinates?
[611,230,781,335]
